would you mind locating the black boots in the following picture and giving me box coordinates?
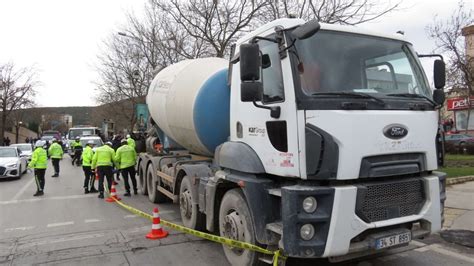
[89,187,98,193]
[134,189,138,195]
[33,191,44,197]
[51,174,59,177]
[98,193,104,199]
[84,188,89,194]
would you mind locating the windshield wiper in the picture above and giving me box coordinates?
[312,92,386,106]
[386,93,438,106]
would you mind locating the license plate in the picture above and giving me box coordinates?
[375,232,411,250]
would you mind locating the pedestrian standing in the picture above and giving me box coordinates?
[115,139,138,196]
[28,141,48,196]
[48,138,63,177]
[25,137,30,143]
[82,140,98,194]
[92,141,116,199]
[5,137,10,146]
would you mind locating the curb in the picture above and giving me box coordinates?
[446,176,474,185]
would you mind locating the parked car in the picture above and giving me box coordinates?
[444,134,474,154]
[0,147,28,179]
[444,134,474,146]
[10,143,34,161]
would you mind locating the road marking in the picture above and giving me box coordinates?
[124,214,138,219]
[47,221,74,228]
[85,219,101,223]
[0,194,96,205]
[4,226,35,232]
[11,178,35,201]
[21,233,105,248]
[414,246,430,252]
[428,244,474,263]
[410,240,426,247]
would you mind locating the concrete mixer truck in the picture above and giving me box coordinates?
[138,18,447,265]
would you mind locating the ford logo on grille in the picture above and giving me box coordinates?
[383,124,408,139]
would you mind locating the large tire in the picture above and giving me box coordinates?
[179,176,205,230]
[139,161,148,195]
[146,165,167,203]
[219,189,261,266]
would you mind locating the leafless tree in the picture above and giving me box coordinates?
[0,62,38,145]
[261,0,401,25]
[427,1,474,132]
[153,0,269,58]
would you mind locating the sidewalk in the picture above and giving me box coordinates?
[443,181,474,230]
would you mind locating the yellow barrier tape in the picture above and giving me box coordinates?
[105,186,286,265]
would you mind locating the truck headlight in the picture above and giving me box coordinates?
[6,163,17,168]
[300,224,315,240]
[303,196,317,213]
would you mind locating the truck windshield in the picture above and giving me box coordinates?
[293,30,431,101]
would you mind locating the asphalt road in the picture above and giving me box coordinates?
[0,156,473,266]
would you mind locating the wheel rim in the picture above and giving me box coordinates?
[180,189,193,219]
[222,210,245,255]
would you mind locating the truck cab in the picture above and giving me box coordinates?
[224,18,446,260]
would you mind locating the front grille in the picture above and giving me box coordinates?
[355,178,425,223]
[0,167,5,175]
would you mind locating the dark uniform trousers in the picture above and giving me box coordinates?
[121,166,137,192]
[97,166,113,193]
[52,158,60,174]
[82,166,94,188]
[34,169,46,191]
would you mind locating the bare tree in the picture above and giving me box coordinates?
[153,0,269,58]
[427,1,474,132]
[261,0,401,25]
[0,62,38,145]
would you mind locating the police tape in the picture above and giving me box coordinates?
[105,186,286,265]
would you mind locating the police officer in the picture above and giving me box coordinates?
[71,137,83,166]
[115,139,137,196]
[82,140,97,194]
[48,138,63,177]
[126,134,136,150]
[28,141,48,196]
[92,141,116,199]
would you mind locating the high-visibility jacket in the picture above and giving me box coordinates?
[127,137,136,149]
[92,145,115,169]
[115,144,137,169]
[48,142,63,159]
[82,146,94,167]
[72,140,82,149]
[28,147,48,169]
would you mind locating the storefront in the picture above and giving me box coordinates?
[447,97,474,133]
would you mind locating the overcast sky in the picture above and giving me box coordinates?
[0,0,469,107]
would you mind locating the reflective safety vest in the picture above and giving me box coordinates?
[92,145,115,169]
[71,140,82,150]
[48,142,63,159]
[115,144,137,169]
[127,137,136,149]
[28,147,48,169]
[82,146,94,167]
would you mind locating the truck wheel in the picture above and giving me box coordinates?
[179,176,205,230]
[146,166,167,203]
[219,188,261,266]
[139,162,148,195]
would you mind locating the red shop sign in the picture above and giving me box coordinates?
[447,97,474,111]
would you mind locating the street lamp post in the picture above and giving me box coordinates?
[15,121,23,144]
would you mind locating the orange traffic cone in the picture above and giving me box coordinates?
[95,171,99,180]
[146,207,168,240]
[106,183,121,202]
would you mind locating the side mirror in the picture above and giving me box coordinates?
[433,89,445,106]
[240,43,260,81]
[292,19,321,40]
[241,82,262,102]
[434,59,445,89]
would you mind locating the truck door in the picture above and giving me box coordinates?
[231,33,300,178]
